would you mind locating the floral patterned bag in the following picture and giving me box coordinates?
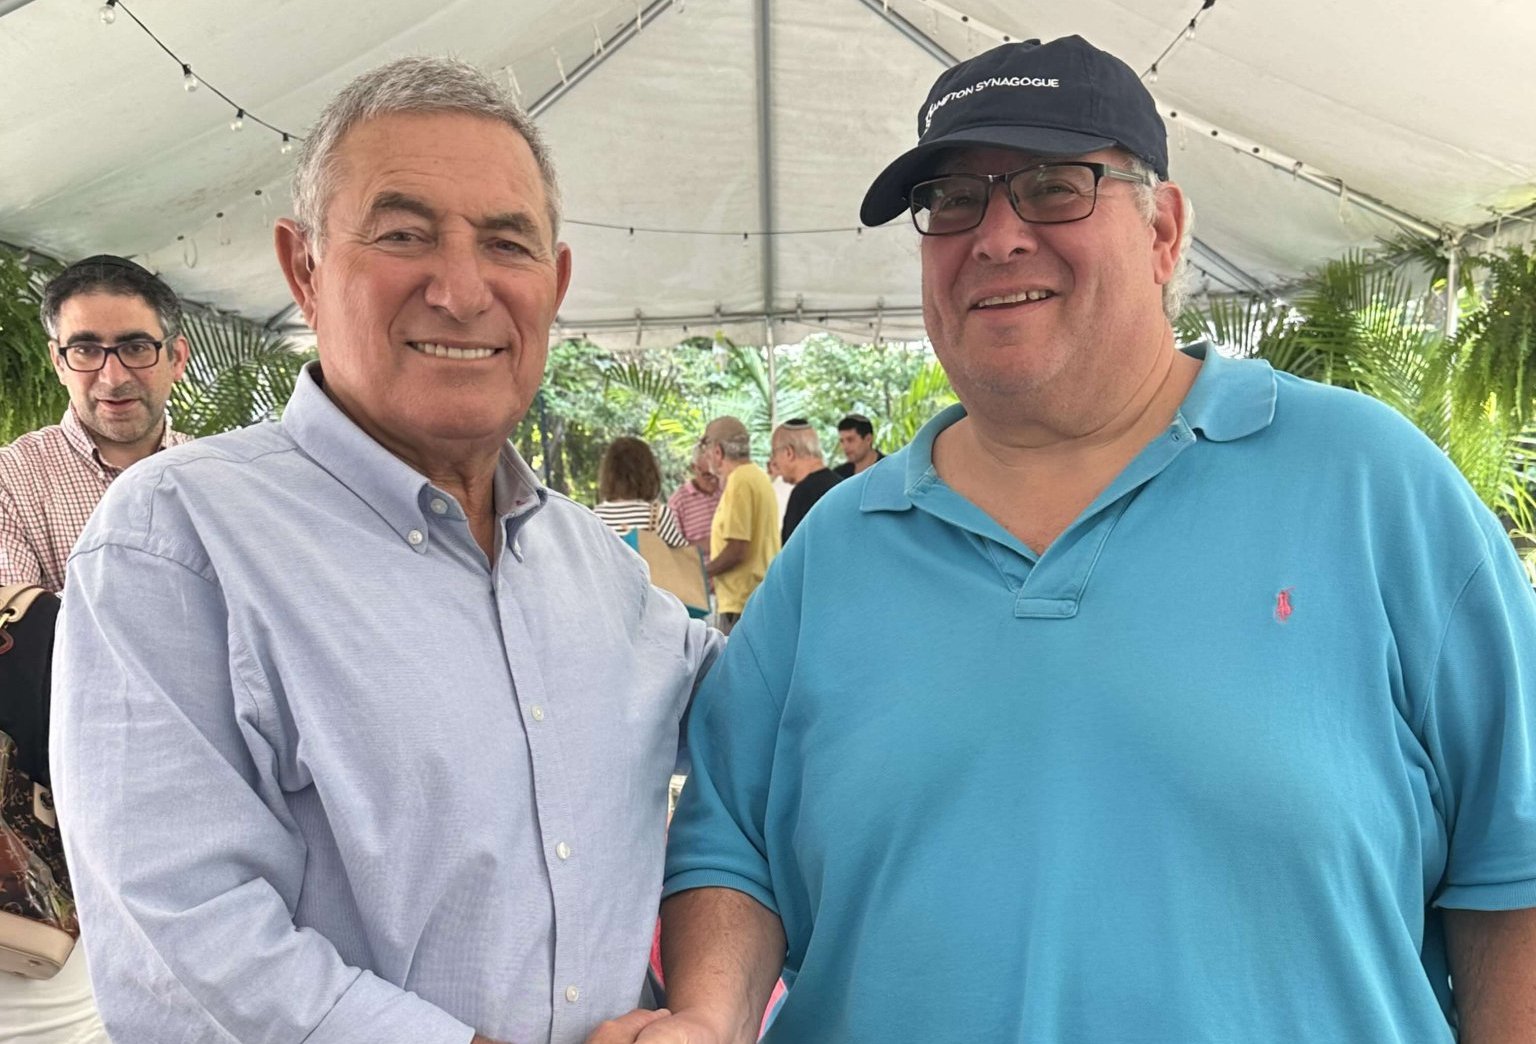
[0,584,77,979]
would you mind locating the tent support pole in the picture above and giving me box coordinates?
[754,0,777,386]
[854,0,959,66]
[527,0,674,118]
[1444,237,1461,340]
[764,319,777,431]
[1190,237,1269,296]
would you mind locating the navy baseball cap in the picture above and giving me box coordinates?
[860,36,1168,226]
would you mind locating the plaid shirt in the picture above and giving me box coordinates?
[0,407,190,592]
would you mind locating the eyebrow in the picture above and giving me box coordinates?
[63,330,159,344]
[366,192,544,239]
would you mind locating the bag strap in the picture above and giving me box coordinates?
[0,585,48,655]
[0,584,47,625]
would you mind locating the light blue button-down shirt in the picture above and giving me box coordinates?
[50,364,721,1044]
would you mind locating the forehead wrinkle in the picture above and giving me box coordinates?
[365,190,438,223]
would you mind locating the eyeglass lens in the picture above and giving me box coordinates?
[910,163,1102,235]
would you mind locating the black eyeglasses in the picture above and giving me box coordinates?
[56,338,168,373]
[907,161,1152,236]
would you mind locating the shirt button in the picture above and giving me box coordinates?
[407,529,425,546]
[531,705,545,722]
[430,498,448,515]
[555,841,572,860]
[565,985,580,1003]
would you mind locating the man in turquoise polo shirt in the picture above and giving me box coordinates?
[589,36,1536,1044]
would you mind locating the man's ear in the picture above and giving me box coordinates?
[167,334,191,382]
[49,342,68,386]
[275,218,321,328]
[1150,181,1188,287]
[553,241,573,313]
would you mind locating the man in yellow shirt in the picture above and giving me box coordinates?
[700,416,780,634]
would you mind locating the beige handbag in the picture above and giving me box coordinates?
[0,583,77,979]
[634,529,711,615]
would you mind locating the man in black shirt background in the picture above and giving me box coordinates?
[771,419,842,543]
[832,413,884,478]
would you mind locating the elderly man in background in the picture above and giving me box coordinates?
[598,35,1536,1044]
[698,416,778,634]
[768,419,840,543]
[51,57,718,1044]
[666,442,722,552]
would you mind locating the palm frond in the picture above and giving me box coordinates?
[171,310,312,437]
[1447,246,1536,424]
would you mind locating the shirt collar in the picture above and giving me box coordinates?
[1174,341,1277,442]
[60,403,181,476]
[859,341,1278,514]
[280,362,547,546]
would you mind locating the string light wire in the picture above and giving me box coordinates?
[100,0,302,145]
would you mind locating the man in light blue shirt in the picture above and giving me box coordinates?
[606,37,1536,1044]
[50,58,716,1044]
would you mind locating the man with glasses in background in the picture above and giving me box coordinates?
[0,255,189,1043]
[0,255,190,593]
[598,35,1536,1044]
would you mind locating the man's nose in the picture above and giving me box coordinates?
[95,351,135,385]
[424,236,494,320]
[969,182,1041,262]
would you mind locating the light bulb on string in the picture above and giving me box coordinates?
[1148,64,1159,83]
[230,109,245,132]
[280,133,294,155]
[99,2,116,25]
[182,64,199,92]
[1184,21,1197,42]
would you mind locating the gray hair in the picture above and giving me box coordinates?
[1123,154,1194,324]
[774,424,823,459]
[291,56,562,251]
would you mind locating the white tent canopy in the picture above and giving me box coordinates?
[2,0,1534,350]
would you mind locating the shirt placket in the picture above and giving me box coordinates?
[493,545,586,1039]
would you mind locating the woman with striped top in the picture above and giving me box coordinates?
[593,436,690,548]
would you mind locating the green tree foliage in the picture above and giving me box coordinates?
[1446,246,1536,424]
[513,333,951,502]
[0,252,67,443]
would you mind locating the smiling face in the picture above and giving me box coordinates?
[51,291,188,461]
[919,146,1184,425]
[275,110,571,471]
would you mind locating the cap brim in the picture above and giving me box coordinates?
[859,125,1118,227]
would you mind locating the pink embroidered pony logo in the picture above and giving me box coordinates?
[1274,587,1294,623]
